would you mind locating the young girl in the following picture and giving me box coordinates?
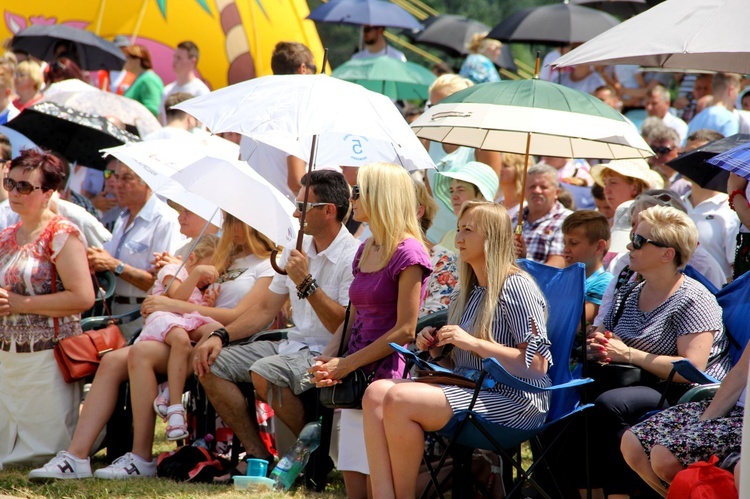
[136,234,222,441]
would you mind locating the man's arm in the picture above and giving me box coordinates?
[224,289,288,341]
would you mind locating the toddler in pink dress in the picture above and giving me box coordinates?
[137,235,222,441]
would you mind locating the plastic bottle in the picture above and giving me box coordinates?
[192,433,214,450]
[270,420,321,490]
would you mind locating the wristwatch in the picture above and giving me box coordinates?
[114,261,125,276]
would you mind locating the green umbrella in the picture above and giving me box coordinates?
[332,56,436,101]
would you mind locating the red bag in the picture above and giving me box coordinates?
[667,455,738,499]
[53,323,126,383]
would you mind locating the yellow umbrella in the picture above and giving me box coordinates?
[1,0,325,89]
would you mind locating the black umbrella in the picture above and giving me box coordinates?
[403,15,517,71]
[488,3,620,46]
[570,0,649,18]
[5,102,139,170]
[666,134,750,193]
[12,24,125,71]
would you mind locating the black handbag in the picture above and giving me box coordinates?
[319,303,377,410]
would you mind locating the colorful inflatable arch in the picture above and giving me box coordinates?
[2,0,325,89]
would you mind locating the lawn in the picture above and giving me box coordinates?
[0,420,347,499]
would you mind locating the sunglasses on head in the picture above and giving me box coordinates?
[650,144,675,155]
[296,201,331,213]
[3,177,42,195]
[630,232,668,250]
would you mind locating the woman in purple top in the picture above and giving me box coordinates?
[311,162,432,499]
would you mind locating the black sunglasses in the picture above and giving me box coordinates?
[650,144,675,155]
[3,177,43,195]
[351,185,361,201]
[630,233,668,250]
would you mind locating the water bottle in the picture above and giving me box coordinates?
[192,433,214,450]
[270,420,321,490]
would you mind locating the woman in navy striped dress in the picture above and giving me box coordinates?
[362,201,553,498]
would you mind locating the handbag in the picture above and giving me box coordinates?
[319,303,378,410]
[51,263,126,383]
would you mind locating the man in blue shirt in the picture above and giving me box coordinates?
[687,73,741,139]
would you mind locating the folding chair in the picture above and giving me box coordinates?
[418,260,592,499]
[82,271,117,319]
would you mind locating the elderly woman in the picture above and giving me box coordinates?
[12,60,44,111]
[363,201,552,498]
[310,162,432,498]
[580,205,731,497]
[121,45,164,117]
[459,33,502,85]
[0,149,95,466]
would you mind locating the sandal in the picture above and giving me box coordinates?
[165,405,189,442]
[153,383,170,419]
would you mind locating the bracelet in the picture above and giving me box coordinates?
[297,278,319,300]
[296,274,313,293]
[208,328,230,347]
[728,189,746,211]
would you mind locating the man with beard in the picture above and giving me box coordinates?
[350,25,406,62]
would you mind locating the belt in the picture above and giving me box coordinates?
[113,295,146,305]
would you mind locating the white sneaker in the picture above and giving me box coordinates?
[93,452,157,479]
[28,451,93,481]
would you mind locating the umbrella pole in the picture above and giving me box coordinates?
[514,132,533,236]
[321,48,329,74]
[270,134,319,275]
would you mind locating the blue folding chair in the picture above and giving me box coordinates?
[415,260,592,499]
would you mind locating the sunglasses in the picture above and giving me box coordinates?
[295,201,330,213]
[351,185,361,201]
[3,177,42,195]
[630,233,668,250]
[363,26,381,33]
[104,169,114,179]
[650,144,675,155]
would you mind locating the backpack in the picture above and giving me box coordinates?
[156,446,230,483]
[667,455,738,499]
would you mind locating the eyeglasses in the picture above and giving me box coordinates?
[351,185,361,201]
[295,201,331,213]
[650,144,675,155]
[630,233,668,250]
[3,177,42,195]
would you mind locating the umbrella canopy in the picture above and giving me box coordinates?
[332,56,436,100]
[44,85,162,138]
[403,15,490,57]
[5,102,139,169]
[570,0,650,18]
[174,74,435,172]
[171,158,298,247]
[0,126,39,157]
[410,78,652,159]
[666,134,750,192]
[488,2,620,46]
[554,0,750,73]
[11,24,125,71]
[307,0,422,30]
[707,141,750,182]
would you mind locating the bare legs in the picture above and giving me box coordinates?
[198,371,271,458]
[363,379,454,499]
[67,347,130,460]
[620,430,670,497]
[127,341,170,461]
[163,328,192,408]
[251,371,306,437]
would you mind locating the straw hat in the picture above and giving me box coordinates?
[590,159,664,190]
[434,161,499,212]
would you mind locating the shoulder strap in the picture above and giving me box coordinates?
[335,302,352,357]
[613,281,637,326]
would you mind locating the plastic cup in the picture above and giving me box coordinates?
[246,458,269,477]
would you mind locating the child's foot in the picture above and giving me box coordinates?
[165,404,189,441]
[153,383,170,419]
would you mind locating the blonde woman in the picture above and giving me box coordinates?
[362,201,552,498]
[310,162,432,499]
[424,74,502,243]
[13,60,44,111]
[459,32,502,84]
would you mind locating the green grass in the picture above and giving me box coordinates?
[0,421,346,499]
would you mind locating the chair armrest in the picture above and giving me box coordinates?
[81,307,142,332]
[671,359,721,385]
[481,357,593,394]
[390,342,452,373]
[231,328,290,346]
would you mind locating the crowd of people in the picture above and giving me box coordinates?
[0,22,745,499]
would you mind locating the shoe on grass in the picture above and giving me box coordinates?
[28,451,93,481]
[93,452,156,479]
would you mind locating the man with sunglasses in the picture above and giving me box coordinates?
[194,170,359,480]
[350,25,406,62]
[645,124,690,196]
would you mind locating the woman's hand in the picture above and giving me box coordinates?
[151,252,181,272]
[587,331,629,363]
[415,326,437,351]
[203,286,220,307]
[435,325,478,352]
[141,295,177,318]
[309,356,354,386]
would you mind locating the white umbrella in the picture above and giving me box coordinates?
[173,74,435,172]
[0,125,39,157]
[170,157,297,247]
[102,139,227,228]
[553,0,750,73]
